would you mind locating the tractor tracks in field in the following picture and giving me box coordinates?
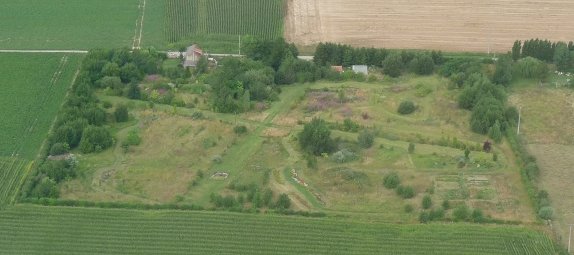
[132,0,147,50]
[11,56,68,158]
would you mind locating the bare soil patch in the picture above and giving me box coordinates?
[286,0,574,52]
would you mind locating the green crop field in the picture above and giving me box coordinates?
[0,158,30,207]
[0,0,142,49]
[0,204,557,254]
[161,0,284,51]
[0,53,81,206]
[0,53,81,159]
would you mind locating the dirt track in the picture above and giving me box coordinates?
[285,0,574,52]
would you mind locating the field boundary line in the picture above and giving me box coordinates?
[0,50,88,53]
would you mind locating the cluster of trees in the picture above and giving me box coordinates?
[209,38,325,113]
[419,202,487,224]
[25,158,78,198]
[437,55,519,142]
[298,118,336,156]
[211,183,291,211]
[457,73,516,141]
[314,43,389,67]
[512,39,573,72]
[382,172,416,199]
[23,49,163,200]
[314,43,443,78]
[242,38,322,85]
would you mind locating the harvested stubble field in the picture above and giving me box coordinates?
[0,204,557,254]
[286,0,574,52]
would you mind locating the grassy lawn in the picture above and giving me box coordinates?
[55,74,537,224]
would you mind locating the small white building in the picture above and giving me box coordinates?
[166,51,182,59]
[352,65,368,75]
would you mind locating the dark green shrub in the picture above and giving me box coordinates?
[471,208,485,223]
[38,159,76,183]
[488,121,503,143]
[525,162,539,180]
[470,97,506,135]
[422,195,432,209]
[276,193,291,209]
[79,126,114,153]
[102,101,113,109]
[404,204,414,213]
[30,177,59,198]
[233,125,248,135]
[538,206,554,220]
[398,101,416,115]
[453,204,470,221]
[429,208,445,220]
[408,143,415,154]
[114,104,129,122]
[419,211,431,223]
[357,130,375,149]
[409,54,434,75]
[125,129,141,146]
[383,173,400,189]
[49,142,70,156]
[306,154,318,169]
[442,200,450,210]
[396,185,415,199]
[299,118,336,156]
[331,149,358,163]
[383,53,403,78]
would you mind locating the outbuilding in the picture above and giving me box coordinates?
[183,44,204,67]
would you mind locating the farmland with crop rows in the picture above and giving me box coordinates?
[0,158,30,206]
[0,53,81,159]
[0,53,81,206]
[0,204,557,254]
[0,0,141,49]
[165,0,284,44]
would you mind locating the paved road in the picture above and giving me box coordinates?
[0,50,315,61]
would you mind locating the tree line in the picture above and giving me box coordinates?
[512,39,574,72]
[22,48,164,199]
[313,42,444,77]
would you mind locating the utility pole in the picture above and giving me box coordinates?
[238,35,241,56]
[569,224,573,253]
[517,106,522,135]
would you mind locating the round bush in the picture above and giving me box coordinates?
[422,195,432,209]
[357,130,375,149]
[383,173,400,189]
[538,206,554,220]
[233,125,248,135]
[49,142,70,156]
[397,101,416,115]
[396,185,415,199]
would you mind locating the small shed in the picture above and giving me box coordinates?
[166,51,182,59]
[183,44,204,67]
[331,65,344,73]
[352,65,368,75]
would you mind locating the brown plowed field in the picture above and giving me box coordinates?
[285,0,574,52]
